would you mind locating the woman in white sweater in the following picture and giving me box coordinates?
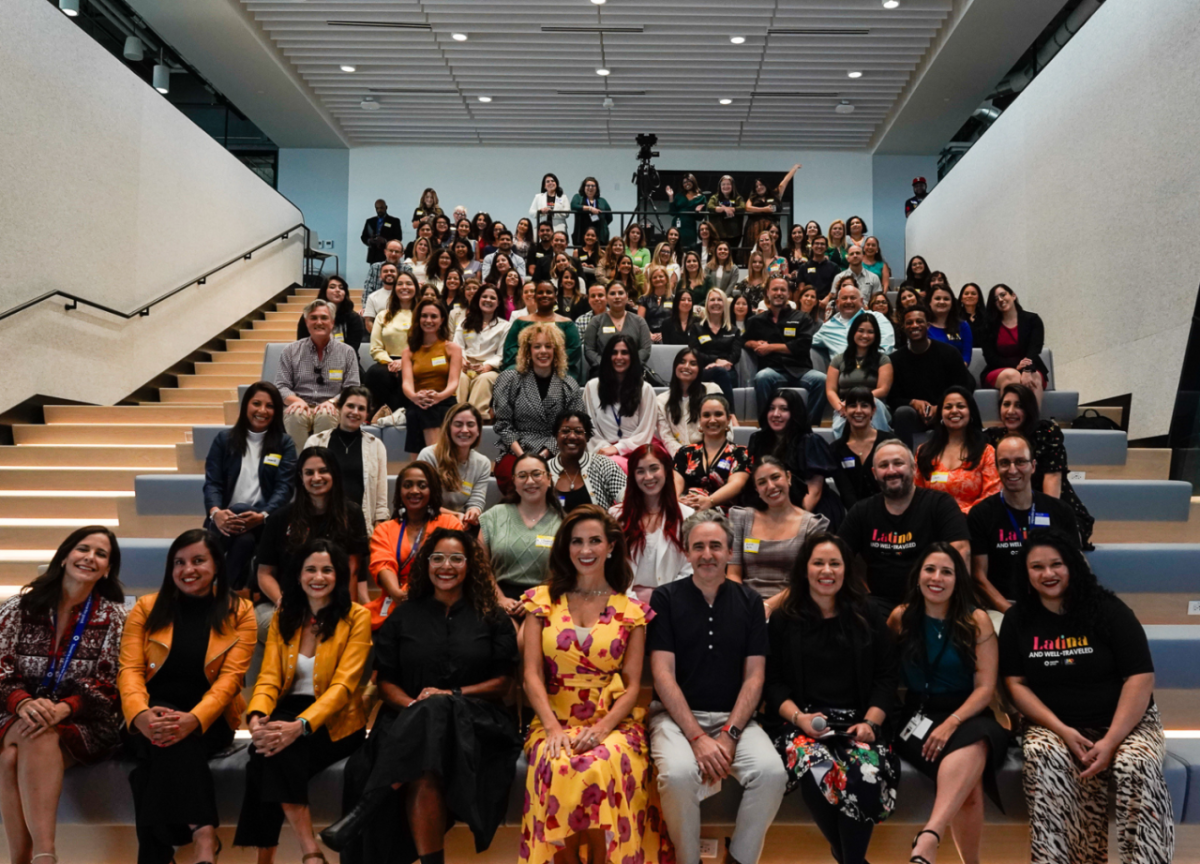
[528,172,570,235]
[583,334,657,472]
[452,283,510,418]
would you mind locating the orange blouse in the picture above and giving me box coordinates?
[915,445,1001,513]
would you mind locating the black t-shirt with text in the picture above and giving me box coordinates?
[838,487,969,607]
[998,594,1154,729]
[968,492,1079,601]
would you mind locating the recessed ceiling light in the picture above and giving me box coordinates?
[451,32,468,41]
[883,0,900,8]
[59,0,79,16]
[719,98,732,105]
[596,68,610,76]
[847,71,862,79]
[730,36,745,44]
[477,96,492,103]
[340,64,357,72]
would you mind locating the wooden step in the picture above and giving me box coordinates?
[1092,501,1200,543]
[230,333,292,344]
[1120,593,1200,626]
[263,310,303,321]
[44,405,224,425]
[115,499,203,539]
[192,362,261,376]
[158,388,236,403]
[222,341,274,353]
[176,374,255,389]
[205,352,267,365]
[0,445,177,468]
[13,424,193,445]
[249,320,298,332]
[0,522,123,548]
[0,493,124,519]
[1074,449,1171,482]
[0,467,157,491]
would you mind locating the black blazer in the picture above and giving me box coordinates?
[764,604,898,728]
[982,309,1047,378]
[297,310,366,352]
[361,214,404,263]
[203,430,297,514]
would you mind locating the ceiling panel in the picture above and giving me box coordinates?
[240,0,951,147]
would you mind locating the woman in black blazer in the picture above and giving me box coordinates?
[765,533,900,864]
[981,284,1048,395]
[203,382,297,589]
[296,275,366,351]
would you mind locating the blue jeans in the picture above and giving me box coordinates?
[753,367,827,425]
[700,366,738,405]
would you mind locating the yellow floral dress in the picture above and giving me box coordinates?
[518,586,674,864]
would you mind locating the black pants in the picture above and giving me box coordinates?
[234,695,366,849]
[128,710,235,864]
[363,362,406,412]
[891,405,937,452]
[799,773,875,864]
[204,520,264,591]
[700,365,738,405]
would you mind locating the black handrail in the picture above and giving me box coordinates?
[0,223,308,323]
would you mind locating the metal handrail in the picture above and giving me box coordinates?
[0,222,308,323]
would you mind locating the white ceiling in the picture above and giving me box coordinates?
[238,0,953,148]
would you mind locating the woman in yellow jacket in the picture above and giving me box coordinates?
[234,538,371,863]
[118,528,257,864]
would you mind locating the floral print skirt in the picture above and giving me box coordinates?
[774,725,901,824]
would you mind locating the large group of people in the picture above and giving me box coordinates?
[1,180,1170,864]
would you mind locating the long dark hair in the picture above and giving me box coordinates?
[229,381,286,459]
[778,532,872,640]
[928,285,963,332]
[751,388,813,463]
[277,538,353,642]
[841,314,883,378]
[897,543,980,672]
[985,283,1024,329]
[484,251,514,286]
[916,386,989,478]
[469,211,494,244]
[666,348,705,425]
[19,526,124,616]
[545,505,633,602]
[318,275,355,323]
[748,455,793,512]
[1017,529,1117,637]
[407,528,498,618]
[290,448,355,554]
[597,334,645,417]
[1000,383,1040,436]
[906,256,932,295]
[461,283,500,334]
[618,443,686,559]
[145,529,238,635]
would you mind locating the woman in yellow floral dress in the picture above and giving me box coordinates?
[519,504,673,864]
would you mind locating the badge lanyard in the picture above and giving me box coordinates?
[38,593,94,697]
[395,518,426,576]
[611,408,624,440]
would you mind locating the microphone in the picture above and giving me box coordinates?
[810,715,827,732]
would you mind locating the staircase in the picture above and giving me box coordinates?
[0,286,325,590]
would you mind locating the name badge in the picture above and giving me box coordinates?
[743,539,760,554]
[264,453,282,467]
[535,535,554,548]
[900,713,934,741]
[431,356,447,367]
[328,368,344,381]
[783,327,797,337]
[333,332,345,341]
[602,326,616,334]
[1032,512,1051,526]
[379,597,393,617]
[663,301,674,309]
[698,335,712,344]
[807,267,816,274]
[841,456,856,469]
[931,472,949,483]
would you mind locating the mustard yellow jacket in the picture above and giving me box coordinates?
[247,603,371,741]
[118,594,257,733]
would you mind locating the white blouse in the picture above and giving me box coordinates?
[583,378,657,457]
[529,193,570,234]
[609,503,695,588]
[452,315,511,367]
[653,382,722,457]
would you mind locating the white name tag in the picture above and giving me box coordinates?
[931,472,949,483]
[264,453,282,467]
[1032,513,1051,526]
[431,356,447,367]
[743,539,760,554]
[900,713,934,741]
[328,368,344,381]
[841,456,856,469]
[663,302,673,309]
[602,326,616,334]
[783,327,797,337]
[333,332,345,341]
[535,535,554,548]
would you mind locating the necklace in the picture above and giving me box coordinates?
[568,588,610,598]
[560,468,581,490]
[331,428,355,455]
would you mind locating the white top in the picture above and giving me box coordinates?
[610,503,694,588]
[654,382,722,456]
[583,378,658,456]
[362,288,392,322]
[292,653,315,696]
[452,315,511,367]
[448,306,467,340]
[529,193,570,234]
[410,261,429,284]
[229,430,265,509]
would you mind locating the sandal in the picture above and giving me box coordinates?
[910,829,940,864]
[31,855,58,864]
[302,854,328,864]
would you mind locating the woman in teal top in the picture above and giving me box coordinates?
[570,177,614,247]
[862,236,892,286]
[623,224,652,272]
[887,543,1008,864]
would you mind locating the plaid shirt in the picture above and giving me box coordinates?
[574,310,595,342]
[362,259,415,305]
[274,338,361,405]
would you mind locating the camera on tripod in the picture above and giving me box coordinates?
[636,133,659,161]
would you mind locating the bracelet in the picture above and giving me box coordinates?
[688,731,707,743]
[950,713,964,724]
[791,709,801,727]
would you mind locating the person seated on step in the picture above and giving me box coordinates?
[204,381,296,592]
[0,527,126,864]
[361,262,398,332]
[363,271,419,424]
[304,386,390,535]
[233,539,371,864]
[886,305,975,452]
[276,299,361,450]
[298,275,365,351]
[362,239,413,309]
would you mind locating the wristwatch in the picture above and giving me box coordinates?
[451,688,463,698]
[299,717,312,737]
[864,719,881,738]
[721,724,742,742]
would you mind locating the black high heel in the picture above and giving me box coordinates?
[909,829,940,864]
[319,788,389,852]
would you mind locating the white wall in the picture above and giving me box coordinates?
[904,0,1200,439]
[0,0,303,412]
[345,146,874,287]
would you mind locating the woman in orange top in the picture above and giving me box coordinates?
[915,386,1001,513]
[118,528,256,864]
[401,298,463,455]
[234,538,371,862]
[369,461,463,628]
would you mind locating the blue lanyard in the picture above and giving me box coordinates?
[39,593,94,697]
[395,517,425,574]
[1000,492,1032,540]
[612,408,623,438]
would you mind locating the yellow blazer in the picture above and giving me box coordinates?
[247,603,372,741]
[118,593,257,733]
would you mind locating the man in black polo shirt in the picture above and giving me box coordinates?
[969,433,1079,611]
[527,221,555,276]
[745,276,825,425]
[838,439,970,612]
[792,235,840,306]
[887,304,975,449]
[648,511,785,864]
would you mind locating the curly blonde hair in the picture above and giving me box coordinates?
[515,322,568,377]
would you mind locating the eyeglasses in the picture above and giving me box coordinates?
[428,554,467,566]
[558,428,586,438]
[515,470,547,481]
[997,458,1032,469]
